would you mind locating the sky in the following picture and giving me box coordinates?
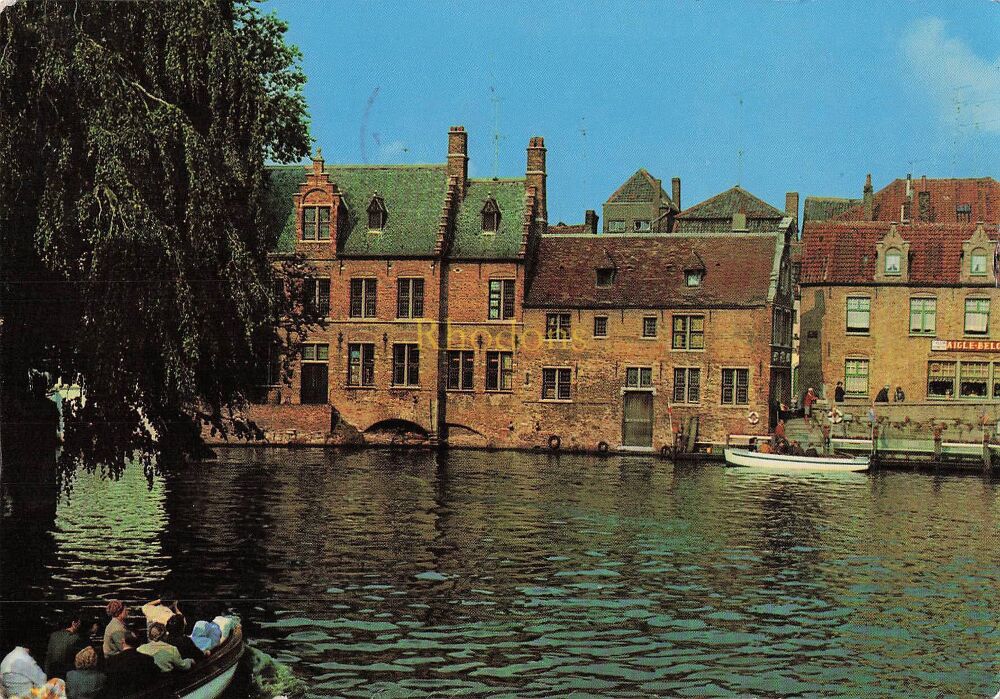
[266,1,1000,225]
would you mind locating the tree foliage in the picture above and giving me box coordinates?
[0,0,319,478]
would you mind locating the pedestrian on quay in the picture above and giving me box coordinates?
[834,381,845,403]
[803,387,817,423]
[103,600,129,658]
[875,384,890,402]
[894,386,905,402]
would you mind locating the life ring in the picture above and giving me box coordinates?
[597,441,610,455]
[828,408,844,424]
[747,411,760,426]
[547,434,561,451]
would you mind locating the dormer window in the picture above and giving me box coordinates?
[481,197,500,234]
[971,248,988,276]
[884,249,902,276]
[596,268,616,288]
[956,204,972,223]
[685,270,703,287]
[367,194,387,231]
[302,206,331,241]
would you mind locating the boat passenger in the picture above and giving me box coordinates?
[65,646,104,699]
[102,600,129,658]
[141,595,179,631]
[102,632,157,698]
[2,641,48,697]
[189,620,222,653]
[788,441,806,456]
[164,615,205,661]
[44,611,87,678]
[137,623,194,673]
[757,442,773,454]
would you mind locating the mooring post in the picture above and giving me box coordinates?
[933,425,943,461]
[982,430,991,473]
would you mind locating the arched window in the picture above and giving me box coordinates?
[367,194,387,231]
[481,197,500,233]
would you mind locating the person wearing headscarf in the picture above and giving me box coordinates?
[103,600,129,658]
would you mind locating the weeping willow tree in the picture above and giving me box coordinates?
[0,0,319,479]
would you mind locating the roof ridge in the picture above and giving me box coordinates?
[678,185,784,219]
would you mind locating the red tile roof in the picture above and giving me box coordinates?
[547,223,592,235]
[800,222,999,285]
[525,234,781,308]
[834,177,1000,223]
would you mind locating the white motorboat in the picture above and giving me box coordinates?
[724,448,869,472]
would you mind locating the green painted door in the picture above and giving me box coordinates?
[622,392,654,447]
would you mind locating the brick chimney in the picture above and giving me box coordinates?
[785,192,799,221]
[526,136,547,225]
[671,177,681,210]
[863,173,874,220]
[584,209,598,234]
[447,126,468,196]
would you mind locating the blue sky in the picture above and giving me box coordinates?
[267,1,1000,225]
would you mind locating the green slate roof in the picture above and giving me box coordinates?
[803,196,861,224]
[268,164,449,256]
[331,164,448,256]
[606,169,676,208]
[451,179,527,259]
[677,185,784,220]
[268,166,308,254]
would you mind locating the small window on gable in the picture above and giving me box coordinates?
[634,220,651,232]
[608,220,626,233]
[596,268,616,288]
[884,249,902,276]
[956,204,972,223]
[970,248,988,276]
[685,270,703,287]
[367,194,387,231]
[481,198,500,234]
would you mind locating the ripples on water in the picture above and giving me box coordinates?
[3,449,1000,697]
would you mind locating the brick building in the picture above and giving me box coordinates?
[799,175,1000,419]
[239,129,795,451]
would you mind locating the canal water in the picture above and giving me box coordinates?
[2,449,1000,697]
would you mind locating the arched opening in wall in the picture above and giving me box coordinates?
[444,423,488,448]
[364,419,430,446]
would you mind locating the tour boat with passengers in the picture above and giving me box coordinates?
[124,623,244,699]
[724,448,870,473]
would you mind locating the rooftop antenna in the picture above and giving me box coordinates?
[490,85,503,179]
[579,116,588,207]
[736,95,745,186]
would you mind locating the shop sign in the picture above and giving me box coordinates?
[931,339,1000,352]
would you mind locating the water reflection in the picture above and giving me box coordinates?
[2,450,999,697]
